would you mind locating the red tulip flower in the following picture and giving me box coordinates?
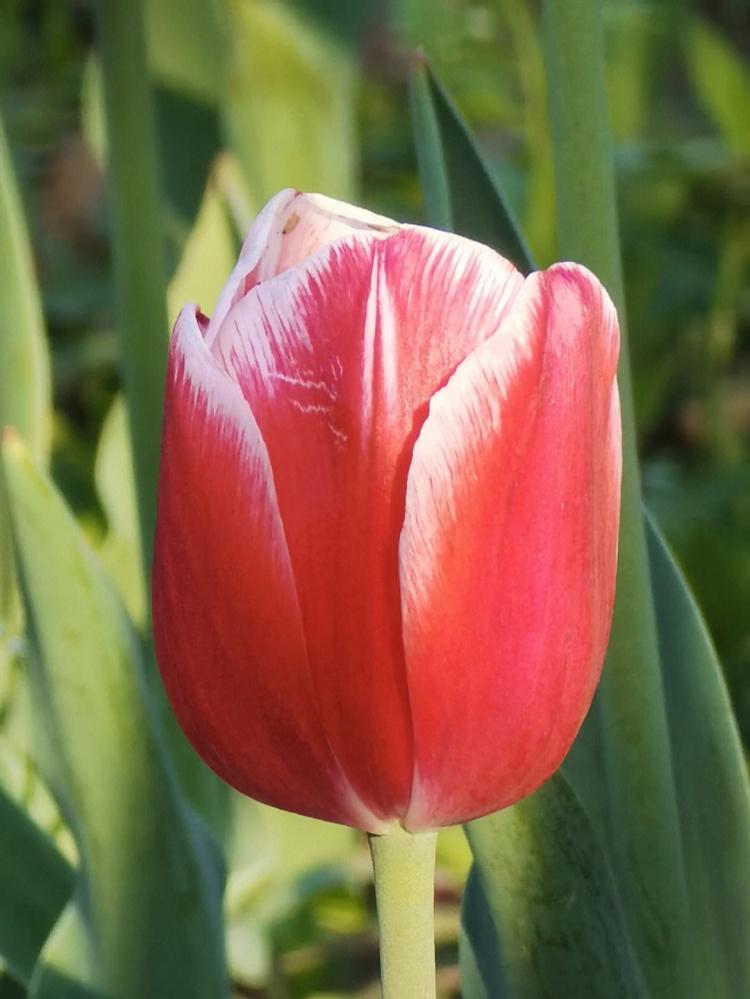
[152,190,621,833]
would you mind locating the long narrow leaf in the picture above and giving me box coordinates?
[0,786,73,986]
[0,114,51,464]
[223,0,357,207]
[96,0,168,582]
[648,513,750,996]
[2,434,228,998]
[542,3,691,992]
[408,59,532,271]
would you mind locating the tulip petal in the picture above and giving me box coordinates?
[206,190,398,346]
[400,264,621,830]
[212,227,524,820]
[153,307,384,830]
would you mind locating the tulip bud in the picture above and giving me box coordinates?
[152,190,621,832]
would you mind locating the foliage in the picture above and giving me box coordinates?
[0,0,748,995]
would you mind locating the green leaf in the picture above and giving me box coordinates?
[459,869,505,999]
[0,112,51,464]
[167,163,240,323]
[96,0,169,583]
[223,0,357,208]
[2,434,228,998]
[0,108,52,812]
[28,899,99,999]
[647,512,750,995]
[94,397,145,628]
[462,774,646,998]
[0,784,73,985]
[542,4,691,993]
[408,58,533,272]
[144,0,224,106]
[685,20,750,156]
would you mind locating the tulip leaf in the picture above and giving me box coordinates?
[408,58,532,272]
[685,19,750,156]
[0,108,52,686]
[223,0,357,208]
[94,397,145,627]
[0,972,24,999]
[0,112,51,465]
[96,0,169,582]
[1,434,228,998]
[459,869,506,999]
[144,0,224,106]
[462,773,646,999]
[0,784,73,986]
[542,4,692,992]
[647,512,750,995]
[28,899,99,999]
[166,164,240,324]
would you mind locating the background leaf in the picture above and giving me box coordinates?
[408,59,532,271]
[685,20,750,156]
[223,0,358,207]
[0,785,73,987]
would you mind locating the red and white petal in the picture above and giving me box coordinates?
[152,306,384,831]
[206,190,399,347]
[210,227,524,822]
[400,263,621,830]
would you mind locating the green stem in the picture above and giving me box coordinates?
[369,828,438,999]
[542,1,690,992]
[97,0,168,592]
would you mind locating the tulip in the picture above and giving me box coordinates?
[152,189,621,836]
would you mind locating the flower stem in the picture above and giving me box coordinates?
[368,827,438,999]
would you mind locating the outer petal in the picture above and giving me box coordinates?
[400,264,621,830]
[206,190,399,346]
[211,226,524,821]
[152,307,383,830]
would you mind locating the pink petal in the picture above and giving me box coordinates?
[211,226,524,821]
[152,307,384,830]
[206,190,399,346]
[400,263,621,830]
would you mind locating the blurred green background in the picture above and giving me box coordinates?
[1,0,748,994]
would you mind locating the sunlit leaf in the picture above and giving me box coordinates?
[0,113,51,464]
[685,20,750,156]
[28,899,98,999]
[167,161,240,322]
[144,0,224,105]
[223,0,357,207]
[93,398,145,627]
[2,434,228,998]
